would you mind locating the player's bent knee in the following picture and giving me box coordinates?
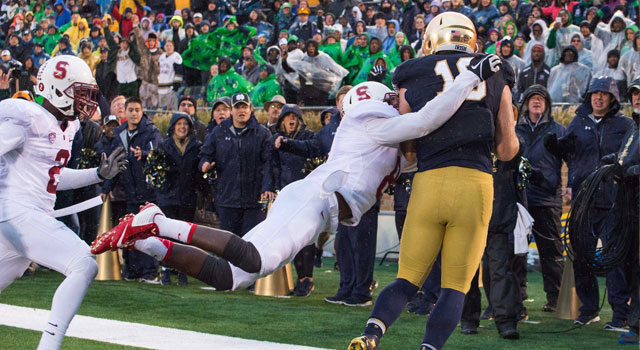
[67,255,98,282]
[197,255,233,290]
[222,235,262,274]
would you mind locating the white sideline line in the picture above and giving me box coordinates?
[0,303,331,350]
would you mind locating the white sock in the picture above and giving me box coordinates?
[38,315,68,350]
[154,215,196,244]
[38,256,97,350]
[135,237,173,262]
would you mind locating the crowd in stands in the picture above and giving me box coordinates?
[0,0,638,108]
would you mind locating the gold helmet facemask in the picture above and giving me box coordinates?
[423,12,477,56]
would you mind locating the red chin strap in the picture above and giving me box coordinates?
[64,82,100,120]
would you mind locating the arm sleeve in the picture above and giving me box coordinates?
[129,38,141,65]
[280,57,296,74]
[270,144,281,190]
[260,132,273,193]
[111,3,122,23]
[133,27,148,56]
[57,167,102,191]
[198,131,217,168]
[364,70,481,145]
[564,121,576,188]
[280,135,322,157]
[546,28,557,49]
[0,122,25,156]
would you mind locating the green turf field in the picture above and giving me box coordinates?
[0,258,620,350]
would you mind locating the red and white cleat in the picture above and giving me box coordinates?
[90,203,165,254]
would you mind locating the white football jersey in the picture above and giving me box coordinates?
[0,99,79,220]
[305,101,406,226]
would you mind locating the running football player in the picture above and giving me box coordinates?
[349,13,519,350]
[91,54,502,294]
[0,56,127,350]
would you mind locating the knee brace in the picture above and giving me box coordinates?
[197,255,233,290]
[222,235,262,273]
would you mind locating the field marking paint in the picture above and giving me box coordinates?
[0,303,332,350]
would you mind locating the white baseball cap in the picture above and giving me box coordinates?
[1,50,10,57]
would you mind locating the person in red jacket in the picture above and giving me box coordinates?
[111,0,143,37]
[542,0,579,21]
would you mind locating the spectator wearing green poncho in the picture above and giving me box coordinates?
[250,65,283,108]
[502,20,518,40]
[387,31,412,67]
[181,15,256,72]
[353,37,394,87]
[319,32,344,66]
[43,25,61,55]
[207,56,254,102]
[620,24,638,56]
[342,32,369,84]
[32,25,46,45]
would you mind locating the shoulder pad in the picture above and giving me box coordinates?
[0,99,41,127]
[392,56,433,89]
[347,100,399,120]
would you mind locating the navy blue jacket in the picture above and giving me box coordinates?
[279,109,341,158]
[156,115,203,207]
[94,133,117,155]
[112,115,162,204]
[516,114,566,208]
[199,116,273,208]
[565,104,635,208]
[271,105,315,190]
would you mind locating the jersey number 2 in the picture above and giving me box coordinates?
[434,57,486,101]
[47,149,70,194]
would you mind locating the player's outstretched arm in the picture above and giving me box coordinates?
[366,54,502,145]
[0,122,26,156]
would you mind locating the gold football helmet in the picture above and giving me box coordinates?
[12,90,33,101]
[423,12,477,56]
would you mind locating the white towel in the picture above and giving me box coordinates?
[513,203,535,256]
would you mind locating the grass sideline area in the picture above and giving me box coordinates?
[0,258,618,350]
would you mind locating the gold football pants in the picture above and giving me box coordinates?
[397,166,493,293]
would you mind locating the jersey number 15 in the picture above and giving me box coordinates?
[435,57,486,101]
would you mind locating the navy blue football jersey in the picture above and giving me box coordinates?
[392,52,511,174]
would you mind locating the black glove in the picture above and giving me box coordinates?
[367,65,387,83]
[543,132,560,157]
[557,133,577,157]
[529,168,544,185]
[172,82,181,92]
[468,54,502,81]
[97,146,128,180]
[600,153,618,165]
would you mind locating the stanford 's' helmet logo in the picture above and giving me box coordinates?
[53,61,69,79]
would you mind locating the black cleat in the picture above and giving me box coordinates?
[348,334,379,350]
[294,278,314,297]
